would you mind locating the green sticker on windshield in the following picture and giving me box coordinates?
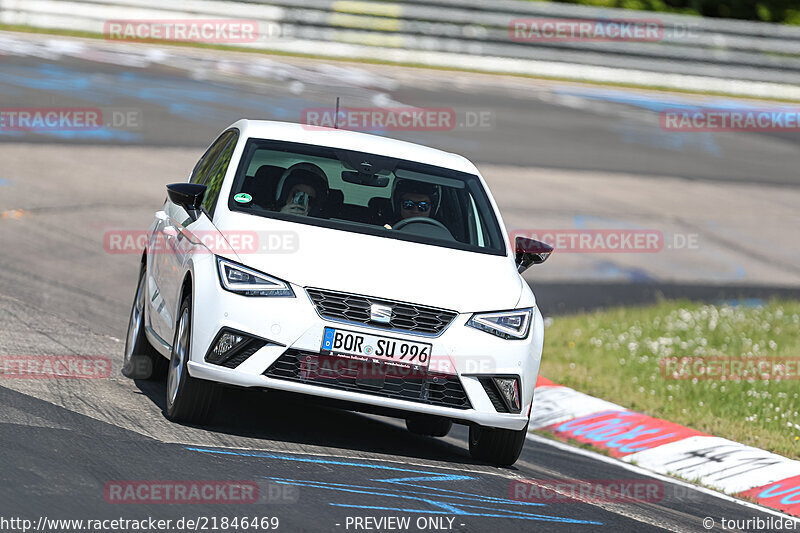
[234,193,252,204]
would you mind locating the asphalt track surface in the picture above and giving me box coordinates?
[0,32,798,532]
[1,34,799,306]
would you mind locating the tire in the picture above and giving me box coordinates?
[122,263,167,380]
[468,422,528,466]
[406,415,453,437]
[165,295,219,424]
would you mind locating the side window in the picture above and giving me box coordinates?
[190,131,234,185]
[202,131,239,216]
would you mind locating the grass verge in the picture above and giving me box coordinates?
[540,299,800,458]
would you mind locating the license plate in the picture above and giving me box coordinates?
[321,327,431,368]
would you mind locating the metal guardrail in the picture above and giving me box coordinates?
[2,0,800,96]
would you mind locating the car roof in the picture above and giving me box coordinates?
[230,119,480,175]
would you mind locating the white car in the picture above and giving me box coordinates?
[123,120,552,466]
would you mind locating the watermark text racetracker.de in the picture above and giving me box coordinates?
[510,479,664,503]
[0,355,111,379]
[104,479,296,505]
[510,229,699,253]
[661,356,800,381]
[661,108,800,132]
[509,18,700,42]
[103,19,277,43]
[0,107,142,131]
[105,481,258,504]
[301,107,494,132]
[510,18,662,42]
[299,353,496,382]
[104,229,299,255]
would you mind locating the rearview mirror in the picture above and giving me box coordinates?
[515,236,553,273]
[341,171,390,187]
[167,183,206,219]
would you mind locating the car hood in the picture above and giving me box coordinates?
[214,212,524,313]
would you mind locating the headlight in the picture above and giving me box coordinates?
[216,257,294,297]
[466,308,532,339]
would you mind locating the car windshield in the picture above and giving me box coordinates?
[227,139,507,255]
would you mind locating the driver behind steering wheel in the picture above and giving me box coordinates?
[387,179,440,228]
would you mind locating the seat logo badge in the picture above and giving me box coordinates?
[370,304,392,324]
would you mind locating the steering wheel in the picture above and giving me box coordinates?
[392,216,450,232]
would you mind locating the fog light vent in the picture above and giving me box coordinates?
[205,328,273,368]
[493,377,521,413]
[478,376,521,413]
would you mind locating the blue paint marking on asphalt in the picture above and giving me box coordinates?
[554,86,799,114]
[550,86,776,155]
[0,178,8,186]
[264,477,539,506]
[108,70,314,123]
[716,298,766,308]
[590,261,658,282]
[556,87,686,113]
[0,130,24,138]
[692,265,747,281]
[0,63,314,128]
[185,446,467,476]
[187,447,604,525]
[263,477,601,523]
[0,128,142,142]
[0,64,101,100]
[554,86,686,112]
[43,129,142,141]
[266,477,522,506]
[570,215,659,282]
[574,217,746,283]
[607,120,722,156]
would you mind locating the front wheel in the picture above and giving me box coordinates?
[165,295,219,424]
[122,264,166,380]
[468,423,528,466]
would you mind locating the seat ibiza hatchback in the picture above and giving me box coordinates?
[123,120,552,466]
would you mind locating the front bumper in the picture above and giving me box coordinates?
[190,261,543,431]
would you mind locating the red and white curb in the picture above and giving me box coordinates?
[530,376,800,518]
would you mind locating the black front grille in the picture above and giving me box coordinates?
[264,349,471,409]
[306,288,457,336]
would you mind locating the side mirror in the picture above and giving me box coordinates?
[167,183,206,219]
[515,236,553,273]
